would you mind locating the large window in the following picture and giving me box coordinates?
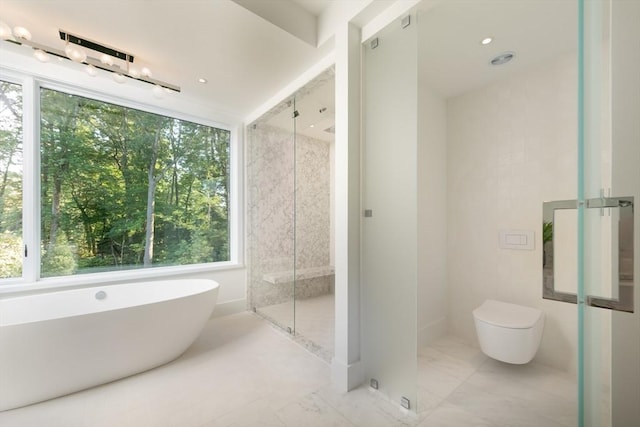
[0,81,22,279]
[0,79,232,283]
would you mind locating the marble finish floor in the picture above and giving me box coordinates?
[416,336,578,426]
[256,293,335,362]
[0,312,578,427]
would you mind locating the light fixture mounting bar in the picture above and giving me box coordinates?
[59,30,134,63]
[4,37,181,92]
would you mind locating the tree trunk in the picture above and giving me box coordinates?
[143,125,163,267]
[49,177,61,247]
[0,144,16,214]
[48,100,79,248]
[169,122,179,205]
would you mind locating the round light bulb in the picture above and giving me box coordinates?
[13,26,32,40]
[152,85,164,99]
[113,73,126,84]
[0,21,12,40]
[85,64,98,77]
[481,37,493,45]
[198,77,207,84]
[100,54,114,66]
[33,49,50,63]
[65,44,86,63]
[141,67,152,78]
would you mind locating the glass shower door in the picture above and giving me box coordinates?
[248,69,335,352]
[579,0,639,425]
[542,0,638,424]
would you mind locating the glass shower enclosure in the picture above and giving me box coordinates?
[247,70,335,360]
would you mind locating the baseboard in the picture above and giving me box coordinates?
[331,358,364,392]
[211,298,247,318]
[417,316,447,348]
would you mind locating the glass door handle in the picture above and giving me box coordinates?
[542,197,634,313]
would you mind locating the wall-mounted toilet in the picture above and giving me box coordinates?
[473,299,544,364]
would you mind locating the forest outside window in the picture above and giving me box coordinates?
[0,81,23,280]
[39,88,231,277]
[1,78,232,282]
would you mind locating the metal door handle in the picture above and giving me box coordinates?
[542,197,634,312]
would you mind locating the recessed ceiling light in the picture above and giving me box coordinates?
[198,78,207,84]
[481,37,493,45]
[310,124,315,128]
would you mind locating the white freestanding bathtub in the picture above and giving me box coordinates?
[0,279,219,411]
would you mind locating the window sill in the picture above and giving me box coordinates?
[0,262,245,296]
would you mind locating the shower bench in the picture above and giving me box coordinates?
[262,266,335,285]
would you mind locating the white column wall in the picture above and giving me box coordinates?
[332,21,363,392]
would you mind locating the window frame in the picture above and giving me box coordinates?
[0,69,243,294]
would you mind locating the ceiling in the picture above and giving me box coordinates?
[1,0,583,125]
[290,0,333,17]
[0,0,334,120]
[260,0,580,142]
[418,0,579,99]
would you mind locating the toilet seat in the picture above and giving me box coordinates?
[473,299,542,329]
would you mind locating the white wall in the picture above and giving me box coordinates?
[446,53,579,373]
[417,81,448,347]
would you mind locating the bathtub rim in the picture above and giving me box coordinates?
[0,279,220,327]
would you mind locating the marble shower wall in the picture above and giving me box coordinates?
[247,123,333,310]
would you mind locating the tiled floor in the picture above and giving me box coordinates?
[417,336,577,426]
[0,311,578,427]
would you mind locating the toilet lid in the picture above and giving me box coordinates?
[473,299,543,329]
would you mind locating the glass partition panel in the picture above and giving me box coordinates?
[581,0,613,425]
[362,10,418,410]
[247,97,296,332]
[581,0,640,425]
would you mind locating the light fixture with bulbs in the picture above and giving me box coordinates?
[1,23,180,93]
